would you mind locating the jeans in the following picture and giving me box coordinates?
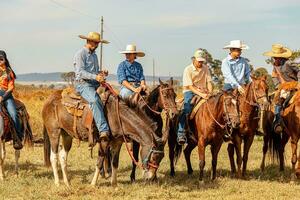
[76,83,109,133]
[0,90,23,139]
[119,84,140,99]
[177,91,194,137]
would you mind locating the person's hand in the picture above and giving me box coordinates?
[141,85,147,91]
[238,86,245,95]
[96,74,105,83]
[100,69,109,77]
[133,87,142,93]
[202,93,210,100]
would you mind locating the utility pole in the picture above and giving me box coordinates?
[99,16,104,70]
[152,59,155,86]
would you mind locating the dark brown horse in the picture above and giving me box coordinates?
[43,89,165,187]
[227,76,269,178]
[0,100,33,180]
[129,78,178,182]
[174,90,240,182]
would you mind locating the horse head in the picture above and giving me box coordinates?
[223,90,240,129]
[249,75,270,111]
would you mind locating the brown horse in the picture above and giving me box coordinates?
[227,76,269,178]
[175,90,240,182]
[129,78,178,182]
[43,89,165,187]
[0,100,33,180]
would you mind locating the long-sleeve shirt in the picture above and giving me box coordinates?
[73,47,99,82]
[117,60,145,85]
[221,54,251,90]
[0,66,15,91]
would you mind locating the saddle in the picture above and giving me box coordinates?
[189,96,207,119]
[278,81,300,108]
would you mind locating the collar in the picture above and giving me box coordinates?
[191,63,206,71]
[83,46,95,54]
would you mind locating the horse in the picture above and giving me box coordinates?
[227,76,269,178]
[43,87,166,187]
[174,90,240,182]
[0,100,33,180]
[129,78,178,182]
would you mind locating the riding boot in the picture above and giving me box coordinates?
[12,130,23,150]
[273,105,283,134]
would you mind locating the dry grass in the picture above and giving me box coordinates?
[1,86,300,200]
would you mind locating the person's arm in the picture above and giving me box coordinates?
[207,70,213,94]
[74,50,97,80]
[244,61,252,83]
[117,62,138,92]
[221,60,241,88]
[187,85,209,99]
[139,65,147,90]
[183,67,208,99]
[271,70,280,88]
[1,72,15,102]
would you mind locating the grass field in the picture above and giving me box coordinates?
[1,86,300,200]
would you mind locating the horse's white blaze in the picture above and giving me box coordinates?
[15,150,20,175]
[91,165,100,186]
[59,148,69,186]
[50,149,59,186]
[0,140,5,180]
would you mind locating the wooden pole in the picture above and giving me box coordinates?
[99,16,104,70]
[152,59,155,86]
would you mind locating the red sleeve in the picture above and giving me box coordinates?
[7,71,15,91]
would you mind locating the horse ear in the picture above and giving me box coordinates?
[170,77,173,86]
[250,75,257,81]
[159,78,163,85]
[232,89,238,97]
[261,75,267,81]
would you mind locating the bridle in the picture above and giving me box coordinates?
[242,82,268,108]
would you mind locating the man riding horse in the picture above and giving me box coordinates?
[73,32,111,146]
[177,49,213,145]
[263,44,300,133]
[117,44,147,99]
[0,50,23,150]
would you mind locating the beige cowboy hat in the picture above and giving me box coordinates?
[263,44,292,58]
[79,32,109,44]
[223,40,249,50]
[119,44,145,57]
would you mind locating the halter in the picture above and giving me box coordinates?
[242,82,267,107]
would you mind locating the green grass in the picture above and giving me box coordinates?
[1,138,300,200]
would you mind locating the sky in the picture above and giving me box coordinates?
[1,0,300,77]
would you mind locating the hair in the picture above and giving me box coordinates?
[0,50,17,80]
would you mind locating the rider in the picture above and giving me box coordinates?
[221,40,251,94]
[0,50,23,150]
[74,32,110,144]
[177,49,213,145]
[263,44,300,133]
[117,44,147,99]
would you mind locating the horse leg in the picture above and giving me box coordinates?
[260,134,269,172]
[168,134,176,177]
[0,140,5,180]
[279,134,289,171]
[198,137,205,183]
[184,141,196,175]
[242,135,254,178]
[14,150,20,176]
[110,140,122,187]
[211,139,222,180]
[91,143,106,186]
[234,135,243,178]
[49,128,61,186]
[130,140,139,182]
[227,143,236,176]
[290,137,299,182]
[59,132,72,187]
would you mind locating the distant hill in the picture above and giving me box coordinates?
[16,72,181,83]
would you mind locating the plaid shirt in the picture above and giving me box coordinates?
[117,60,145,84]
[0,67,15,91]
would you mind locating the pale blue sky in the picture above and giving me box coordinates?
[1,0,300,77]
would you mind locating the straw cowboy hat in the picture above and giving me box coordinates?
[119,44,145,57]
[223,40,249,50]
[263,44,292,58]
[79,32,109,44]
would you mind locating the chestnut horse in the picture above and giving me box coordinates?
[43,89,165,187]
[129,78,178,182]
[227,76,269,178]
[174,90,240,181]
[0,100,33,180]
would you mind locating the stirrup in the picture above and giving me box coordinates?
[177,135,186,145]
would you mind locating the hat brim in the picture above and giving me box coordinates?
[79,35,109,44]
[119,51,145,57]
[195,57,206,62]
[223,44,249,50]
[263,47,292,58]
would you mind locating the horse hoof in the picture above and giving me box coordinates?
[170,171,175,177]
[187,170,193,175]
[198,180,205,187]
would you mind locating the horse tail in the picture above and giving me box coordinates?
[174,142,183,165]
[22,108,34,148]
[43,125,51,167]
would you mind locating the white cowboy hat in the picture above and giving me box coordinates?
[223,40,249,50]
[263,44,292,58]
[119,44,145,57]
[193,49,206,62]
[79,32,109,44]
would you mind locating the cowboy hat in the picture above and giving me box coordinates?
[223,40,249,50]
[193,49,206,62]
[79,32,109,44]
[263,44,292,58]
[119,44,145,57]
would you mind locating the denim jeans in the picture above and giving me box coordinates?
[0,90,23,139]
[76,83,109,133]
[119,84,140,99]
[177,91,194,137]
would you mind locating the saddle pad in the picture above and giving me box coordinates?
[189,98,207,119]
[61,87,86,117]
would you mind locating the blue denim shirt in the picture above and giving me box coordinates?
[117,60,145,84]
[73,47,99,85]
[221,54,251,90]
